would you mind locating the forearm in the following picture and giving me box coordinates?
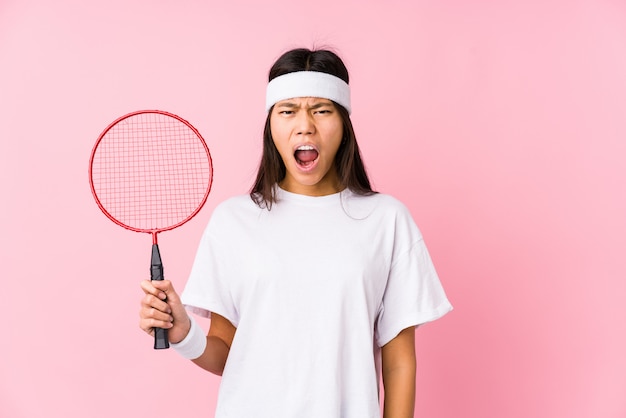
[170,314,232,376]
[382,364,416,418]
[190,312,235,376]
[191,335,230,375]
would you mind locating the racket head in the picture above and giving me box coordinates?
[89,110,213,235]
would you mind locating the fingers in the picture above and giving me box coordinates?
[138,280,190,342]
[139,298,172,335]
[140,279,169,301]
[139,280,172,335]
[139,309,173,333]
[141,293,172,316]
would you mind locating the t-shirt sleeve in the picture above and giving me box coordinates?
[375,206,453,347]
[180,206,240,327]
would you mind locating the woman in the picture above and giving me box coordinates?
[139,48,452,418]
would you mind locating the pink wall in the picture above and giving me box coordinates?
[1,0,624,417]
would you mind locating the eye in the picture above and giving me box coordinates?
[278,110,295,115]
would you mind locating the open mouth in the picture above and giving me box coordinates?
[294,145,319,168]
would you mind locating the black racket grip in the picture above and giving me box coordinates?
[151,244,169,350]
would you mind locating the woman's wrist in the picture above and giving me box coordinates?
[170,315,207,359]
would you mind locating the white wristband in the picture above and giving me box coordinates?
[170,315,207,360]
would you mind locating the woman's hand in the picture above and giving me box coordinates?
[139,280,191,344]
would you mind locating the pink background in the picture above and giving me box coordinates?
[1,0,625,417]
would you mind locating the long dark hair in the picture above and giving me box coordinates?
[250,48,376,209]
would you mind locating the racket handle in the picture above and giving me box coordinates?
[151,244,170,350]
[154,327,169,350]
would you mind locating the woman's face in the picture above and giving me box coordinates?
[270,97,343,196]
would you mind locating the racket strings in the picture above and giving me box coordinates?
[91,112,212,231]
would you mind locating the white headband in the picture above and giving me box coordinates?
[265,71,352,114]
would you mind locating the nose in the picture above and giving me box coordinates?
[295,111,315,135]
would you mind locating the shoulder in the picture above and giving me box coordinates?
[346,191,413,218]
[212,193,259,215]
[349,191,423,240]
[371,192,408,211]
[205,194,260,228]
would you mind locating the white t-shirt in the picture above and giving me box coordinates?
[181,187,452,418]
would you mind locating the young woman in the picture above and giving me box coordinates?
[139,48,452,418]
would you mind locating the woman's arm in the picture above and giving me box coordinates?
[139,280,236,376]
[192,312,236,375]
[381,326,417,418]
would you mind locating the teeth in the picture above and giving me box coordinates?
[297,145,315,151]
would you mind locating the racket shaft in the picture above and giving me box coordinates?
[151,244,169,349]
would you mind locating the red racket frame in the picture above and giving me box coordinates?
[88,110,213,244]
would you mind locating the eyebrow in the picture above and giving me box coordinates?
[275,100,334,109]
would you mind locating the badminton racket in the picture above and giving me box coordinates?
[89,110,213,349]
